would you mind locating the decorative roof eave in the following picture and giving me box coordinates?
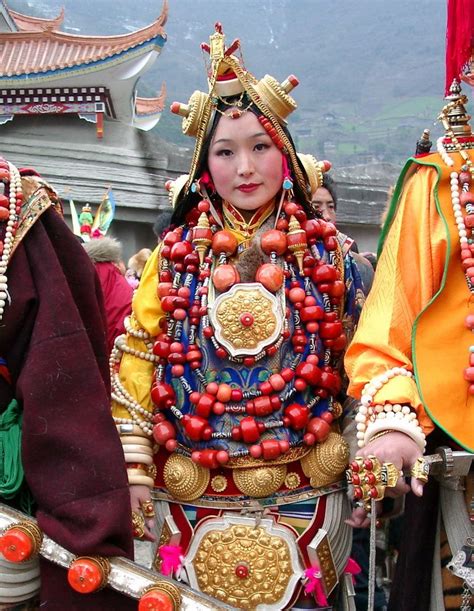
[135,82,166,117]
[132,109,164,132]
[0,1,168,78]
[8,7,65,32]
[133,83,166,131]
[0,38,165,86]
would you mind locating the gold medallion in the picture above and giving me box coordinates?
[163,454,210,501]
[209,283,283,357]
[192,522,294,608]
[284,472,301,490]
[301,432,349,489]
[233,464,287,497]
[211,475,228,493]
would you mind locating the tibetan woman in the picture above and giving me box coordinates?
[112,24,365,610]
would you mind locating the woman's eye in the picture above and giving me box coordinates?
[254,143,269,151]
[215,149,233,157]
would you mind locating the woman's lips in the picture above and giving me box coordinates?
[237,183,260,193]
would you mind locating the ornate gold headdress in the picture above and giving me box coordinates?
[170,23,312,199]
[297,154,332,195]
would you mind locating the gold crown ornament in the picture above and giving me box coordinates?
[297,153,332,194]
[170,22,309,197]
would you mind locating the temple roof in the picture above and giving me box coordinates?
[0,12,167,78]
[135,83,166,117]
[9,7,65,32]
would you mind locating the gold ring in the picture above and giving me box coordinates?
[141,500,155,518]
[131,511,146,539]
[410,457,429,483]
[381,462,402,488]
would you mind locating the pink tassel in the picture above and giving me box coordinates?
[158,544,183,576]
[304,567,329,607]
[344,557,362,584]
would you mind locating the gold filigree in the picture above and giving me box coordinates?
[211,475,228,493]
[210,283,283,357]
[233,465,287,498]
[163,454,210,502]
[217,291,275,347]
[284,472,301,490]
[193,524,293,608]
[301,432,349,489]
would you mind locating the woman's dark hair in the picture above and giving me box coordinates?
[171,94,314,226]
[321,174,338,210]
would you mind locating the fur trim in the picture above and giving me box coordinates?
[83,237,122,263]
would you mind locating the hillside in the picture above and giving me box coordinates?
[11,0,448,166]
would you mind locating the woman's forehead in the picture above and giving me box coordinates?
[211,111,267,143]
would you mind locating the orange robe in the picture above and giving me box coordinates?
[345,150,474,452]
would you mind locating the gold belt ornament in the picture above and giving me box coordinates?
[233,464,287,498]
[163,454,210,502]
[301,431,349,489]
[184,513,304,610]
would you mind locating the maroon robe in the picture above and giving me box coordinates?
[1,205,135,609]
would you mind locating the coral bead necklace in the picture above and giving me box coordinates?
[150,197,347,469]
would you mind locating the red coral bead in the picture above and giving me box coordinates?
[284,403,310,429]
[212,230,238,256]
[139,589,174,611]
[240,416,261,443]
[0,529,34,563]
[151,383,175,409]
[295,362,322,385]
[67,558,104,594]
[288,287,306,303]
[307,417,330,442]
[153,420,176,445]
[261,439,282,459]
[255,263,284,292]
[213,264,240,292]
[260,229,288,256]
[170,240,192,262]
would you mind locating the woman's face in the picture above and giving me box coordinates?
[207,111,283,213]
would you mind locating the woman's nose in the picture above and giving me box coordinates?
[237,153,254,176]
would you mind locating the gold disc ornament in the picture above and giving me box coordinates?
[163,454,210,502]
[233,464,287,498]
[301,432,349,489]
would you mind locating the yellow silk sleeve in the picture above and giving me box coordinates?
[345,164,447,435]
[111,246,164,420]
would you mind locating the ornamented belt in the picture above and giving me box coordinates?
[153,430,349,507]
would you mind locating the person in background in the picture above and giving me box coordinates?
[84,236,133,354]
[345,2,474,606]
[0,158,134,609]
[311,174,337,226]
[310,170,373,296]
[126,247,153,290]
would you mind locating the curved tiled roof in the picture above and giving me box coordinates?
[9,7,65,32]
[135,83,166,117]
[0,1,168,78]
